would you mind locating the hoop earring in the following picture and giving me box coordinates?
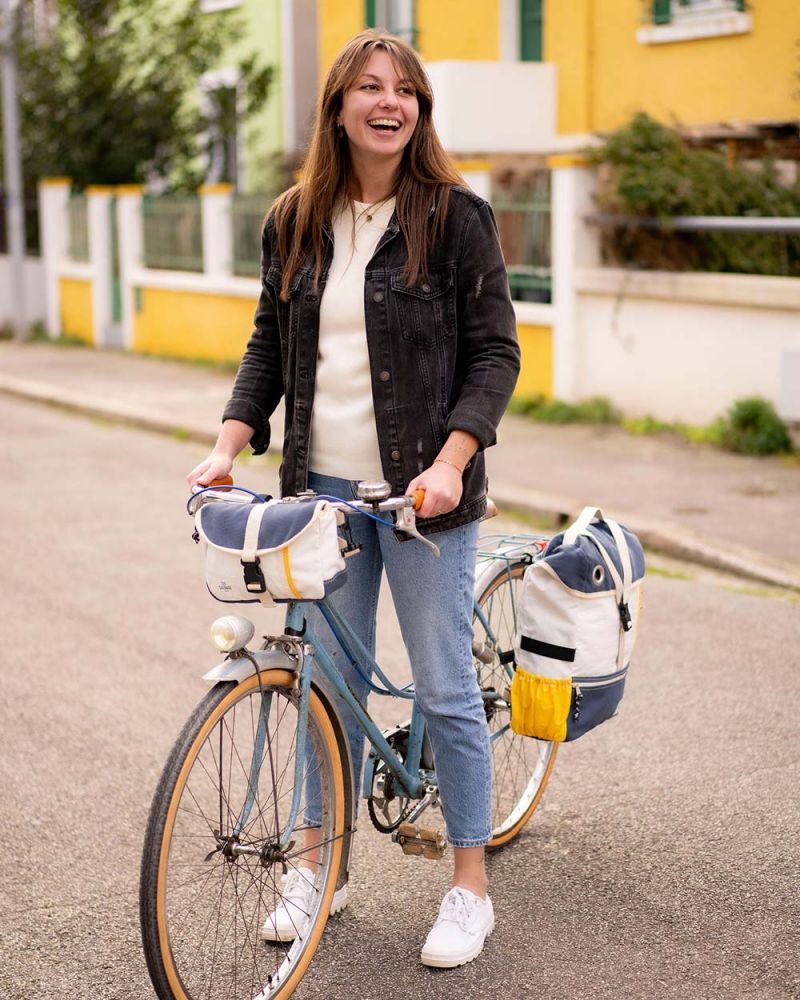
[336,121,344,139]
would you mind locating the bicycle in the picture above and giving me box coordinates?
[139,480,558,1000]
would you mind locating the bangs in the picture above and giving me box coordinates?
[335,34,432,113]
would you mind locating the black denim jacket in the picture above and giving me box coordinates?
[223,185,520,535]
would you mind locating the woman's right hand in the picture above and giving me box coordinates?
[187,420,255,488]
[187,452,234,488]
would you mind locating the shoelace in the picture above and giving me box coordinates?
[281,868,315,908]
[439,887,476,932]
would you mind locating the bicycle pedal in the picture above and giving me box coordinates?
[392,822,447,860]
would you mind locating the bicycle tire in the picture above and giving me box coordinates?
[474,559,558,849]
[140,669,346,1000]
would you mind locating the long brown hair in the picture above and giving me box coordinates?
[270,30,463,301]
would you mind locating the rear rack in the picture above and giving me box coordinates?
[476,532,549,565]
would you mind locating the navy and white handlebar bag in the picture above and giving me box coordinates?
[196,499,347,605]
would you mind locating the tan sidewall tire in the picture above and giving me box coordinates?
[154,670,345,1000]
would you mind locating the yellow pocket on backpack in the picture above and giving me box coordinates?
[509,669,572,742]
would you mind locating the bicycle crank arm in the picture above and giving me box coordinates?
[392,822,447,860]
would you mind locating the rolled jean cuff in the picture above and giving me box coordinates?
[448,834,491,848]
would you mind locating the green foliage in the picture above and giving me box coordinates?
[716,397,793,455]
[589,113,800,276]
[513,392,793,456]
[7,0,272,191]
[623,414,724,447]
[508,395,621,424]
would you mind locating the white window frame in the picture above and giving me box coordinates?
[638,1,751,45]
[199,68,246,190]
[199,0,242,13]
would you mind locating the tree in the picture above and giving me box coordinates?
[8,0,272,189]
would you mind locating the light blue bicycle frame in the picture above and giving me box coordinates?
[260,572,517,849]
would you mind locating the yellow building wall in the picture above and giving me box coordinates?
[514,323,553,399]
[546,0,800,135]
[318,0,501,79]
[59,278,93,344]
[318,0,364,82]
[416,0,499,61]
[133,287,257,363]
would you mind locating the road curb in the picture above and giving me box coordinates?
[4,376,799,592]
[490,481,800,592]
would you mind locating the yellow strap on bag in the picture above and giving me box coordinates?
[509,669,572,742]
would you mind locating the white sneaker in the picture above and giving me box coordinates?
[420,886,495,968]
[260,867,348,943]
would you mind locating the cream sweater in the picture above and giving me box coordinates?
[309,198,396,480]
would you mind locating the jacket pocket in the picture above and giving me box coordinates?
[390,268,456,347]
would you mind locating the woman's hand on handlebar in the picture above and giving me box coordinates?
[407,463,463,520]
[187,419,256,487]
[187,452,234,488]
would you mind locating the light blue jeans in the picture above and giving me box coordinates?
[301,472,492,847]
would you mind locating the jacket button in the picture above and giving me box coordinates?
[373,291,384,303]
[379,370,391,382]
[390,449,401,461]
[305,293,317,302]
[299,367,309,379]
[421,283,431,293]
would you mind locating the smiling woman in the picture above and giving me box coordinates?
[338,50,420,171]
[187,28,520,973]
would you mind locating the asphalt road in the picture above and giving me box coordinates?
[1,395,798,1000]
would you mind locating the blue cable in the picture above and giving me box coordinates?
[187,487,397,527]
[311,494,395,528]
[186,484,267,513]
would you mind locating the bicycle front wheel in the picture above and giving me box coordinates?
[140,669,346,1000]
[474,558,558,849]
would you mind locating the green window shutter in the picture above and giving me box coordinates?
[653,0,671,24]
[520,0,543,62]
[366,0,376,28]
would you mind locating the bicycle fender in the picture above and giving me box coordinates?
[202,648,296,685]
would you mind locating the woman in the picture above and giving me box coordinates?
[188,29,520,968]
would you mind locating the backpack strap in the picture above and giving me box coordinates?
[583,519,635,670]
[563,506,605,546]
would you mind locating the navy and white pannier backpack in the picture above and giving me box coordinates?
[511,507,645,742]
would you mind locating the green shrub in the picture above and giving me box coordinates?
[588,113,800,277]
[716,397,793,455]
[508,395,620,424]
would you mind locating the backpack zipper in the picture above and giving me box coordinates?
[571,667,628,722]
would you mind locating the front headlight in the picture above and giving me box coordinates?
[210,615,255,653]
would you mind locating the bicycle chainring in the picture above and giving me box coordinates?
[367,728,413,833]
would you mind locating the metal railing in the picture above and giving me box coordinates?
[142,195,203,272]
[0,193,41,256]
[232,194,271,277]
[587,213,800,277]
[66,196,89,262]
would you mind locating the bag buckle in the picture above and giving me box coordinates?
[618,600,632,631]
[241,557,267,594]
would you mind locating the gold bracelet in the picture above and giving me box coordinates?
[434,457,465,474]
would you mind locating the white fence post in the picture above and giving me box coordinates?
[200,183,234,279]
[116,185,144,351]
[86,185,115,346]
[37,177,71,338]
[548,155,600,401]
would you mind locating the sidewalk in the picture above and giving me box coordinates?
[3,341,799,590]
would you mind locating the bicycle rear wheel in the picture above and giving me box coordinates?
[140,669,346,1000]
[473,558,558,848]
